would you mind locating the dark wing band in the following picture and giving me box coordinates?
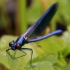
[24,2,58,39]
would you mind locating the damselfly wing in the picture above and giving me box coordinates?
[24,2,59,39]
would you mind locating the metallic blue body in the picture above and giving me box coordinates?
[16,36,26,46]
[27,30,62,42]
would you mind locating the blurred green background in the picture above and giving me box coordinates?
[0,0,70,70]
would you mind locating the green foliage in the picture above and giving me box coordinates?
[0,0,70,35]
[57,0,70,25]
[27,0,42,23]
[0,33,67,70]
[18,0,27,34]
[0,26,70,70]
[0,0,8,7]
[62,26,70,58]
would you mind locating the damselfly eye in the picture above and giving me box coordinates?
[9,41,14,47]
[9,42,12,47]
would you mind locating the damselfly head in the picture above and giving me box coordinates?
[9,41,14,47]
[9,41,16,50]
[9,41,21,50]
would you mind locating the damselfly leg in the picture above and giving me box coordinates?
[20,48,33,66]
[6,48,33,66]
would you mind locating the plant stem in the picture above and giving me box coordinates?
[18,0,27,34]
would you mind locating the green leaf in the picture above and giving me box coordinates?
[32,54,58,64]
[0,35,18,50]
[27,0,42,23]
[54,66,61,70]
[25,61,54,70]
[0,53,9,69]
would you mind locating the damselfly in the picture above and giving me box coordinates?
[6,2,62,66]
